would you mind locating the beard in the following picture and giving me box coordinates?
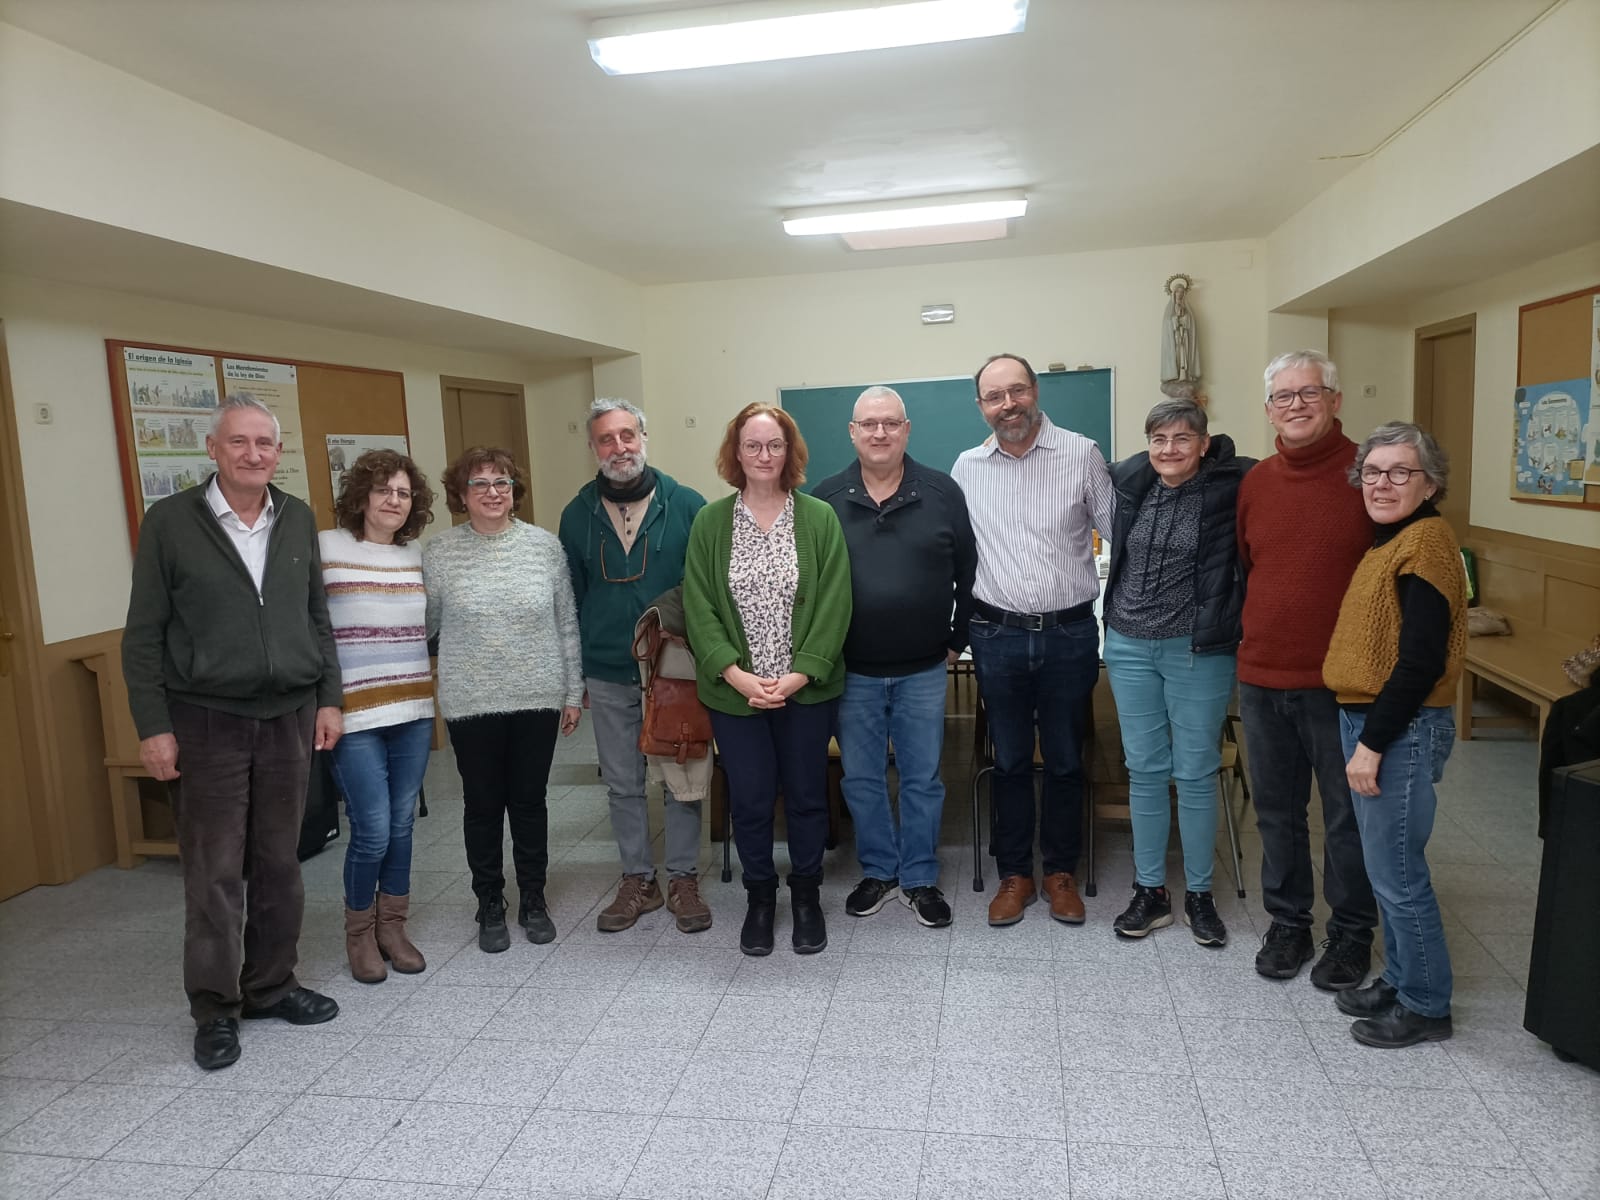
[598,449,647,483]
[989,405,1042,445]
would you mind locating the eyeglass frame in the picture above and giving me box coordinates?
[977,382,1035,408]
[740,439,788,458]
[1359,465,1426,486]
[1148,433,1203,450]
[1267,385,1333,408]
[850,418,907,435]
[599,532,649,583]
[465,476,516,494]
[370,485,413,501]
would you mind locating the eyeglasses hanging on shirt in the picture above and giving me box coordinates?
[600,533,650,583]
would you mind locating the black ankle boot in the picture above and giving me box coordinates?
[740,879,778,957]
[789,873,827,955]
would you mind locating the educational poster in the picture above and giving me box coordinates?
[1588,294,1600,484]
[1512,377,1590,503]
[223,358,311,505]
[123,347,217,509]
[326,433,411,498]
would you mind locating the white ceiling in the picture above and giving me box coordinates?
[0,0,1561,286]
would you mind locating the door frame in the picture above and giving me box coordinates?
[1412,313,1476,527]
[0,321,71,885]
[439,375,531,522]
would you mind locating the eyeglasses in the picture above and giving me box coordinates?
[466,477,515,494]
[594,430,641,450]
[1359,465,1424,486]
[1267,386,1331,408]
[978,383,1034,408]
[600,534,649,583]
[370,486,412,501]
[851,419,906,434]
[1148,434,1199,450]
[740,440,787,458]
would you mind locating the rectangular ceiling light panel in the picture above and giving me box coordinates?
[589,0,1029,75]
[783,192,1026,236]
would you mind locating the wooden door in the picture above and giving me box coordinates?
[0,335,41,900]
[441,378,530,524]
[1413,317,1476,539]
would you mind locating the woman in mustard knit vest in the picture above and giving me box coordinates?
[1323,422,1466,1049]
[684,404,851,957]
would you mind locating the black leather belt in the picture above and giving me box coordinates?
[973,599,1093,631]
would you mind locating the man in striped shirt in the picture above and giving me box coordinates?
[952,354,1114,927]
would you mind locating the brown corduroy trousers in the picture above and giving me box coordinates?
[169,699,314,1022]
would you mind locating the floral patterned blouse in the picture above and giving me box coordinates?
[728,493,799,678]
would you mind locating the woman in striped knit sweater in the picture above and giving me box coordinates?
[320,450,437,983]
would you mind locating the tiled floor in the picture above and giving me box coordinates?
[1,713,1596,1200]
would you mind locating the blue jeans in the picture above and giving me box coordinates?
[838,663,949,890]
[330,718,433,909]
[1103,630,1235,892]
[970,616,1100,878]
[1340,706,1455,1018]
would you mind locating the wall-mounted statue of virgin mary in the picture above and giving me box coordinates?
[1161,274,1201,401]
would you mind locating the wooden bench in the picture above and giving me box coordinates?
[1458,530,1597,743]
[77,647,178,868]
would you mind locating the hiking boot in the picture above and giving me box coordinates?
[901,886,953,928]
[987,875,1037,926]
[597,874,664,933]
[1350,1001,1452,1049]
[666,875,713,933]
[477,894,511,954]
[1042,872,1086,924]
[1183,891,1228,947]
[1113,885,1173,938]
[1311,931,1371,992]
[845,877,900,917]
[1254,922,1313,979]
[518,893,556,945]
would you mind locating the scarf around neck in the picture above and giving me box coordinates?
[596,464,657,504]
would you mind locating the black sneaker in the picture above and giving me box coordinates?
[1183,891,1228,947]
[518,894,556,945]
[1113,885,1173,938]
[477,895,511,954]
[1350,1001,1452,1049]
[845,877,900,917]
[1310,931,1371,992]
[1254,922,1313,978]
[901,886,952,928]
[1336,978,1398,1018]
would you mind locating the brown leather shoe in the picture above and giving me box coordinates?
[1042,872,1086,924]
[344,905,386,984]
[597,874,664,932]
[987,875,1037,926]
[375,892,426,973]
[666,875,713,933]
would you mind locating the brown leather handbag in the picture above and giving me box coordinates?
[632,609,713,764]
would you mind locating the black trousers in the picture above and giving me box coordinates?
[447,709,559,903]
[169,699,314,1022]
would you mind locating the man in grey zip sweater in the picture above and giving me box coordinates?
[122,396,344,1071]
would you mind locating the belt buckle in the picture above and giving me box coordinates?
[1022,612,1044,632]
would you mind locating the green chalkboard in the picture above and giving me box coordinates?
[779,368,1114,489]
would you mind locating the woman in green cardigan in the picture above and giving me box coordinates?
[684,403,852,957]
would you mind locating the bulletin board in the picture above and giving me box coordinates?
[1512,284,1600,509]
[106,340,410,547]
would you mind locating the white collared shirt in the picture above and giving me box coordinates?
[206,476,277,596]
[951,414,1114,613]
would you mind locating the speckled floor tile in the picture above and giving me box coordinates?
[768,1125,925,1200]
[105,1087,291,1167]
[620,1115,787,1200]
[1066,1142,1224,1200]
[349,1100,532,1186]
[481,1107,651,1194]
[1063,1071,1210,1150]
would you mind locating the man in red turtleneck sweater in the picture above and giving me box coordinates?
[1236,351,1377,992]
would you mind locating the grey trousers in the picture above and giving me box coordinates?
[586,676,702,878]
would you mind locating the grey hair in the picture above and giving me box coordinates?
[1349,421,1449,500]
[1143,399,1208,439]
[1263,349,1340,396]
[587,396,647,436]
[853,385,906,418]
[210,394,280,442]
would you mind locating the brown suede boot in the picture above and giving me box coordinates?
[344,905,387,983]
[375,892,426,974]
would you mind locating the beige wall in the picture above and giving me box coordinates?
[0,273,582,644]
[1329,240,1600,548]
[638,238,1272,498]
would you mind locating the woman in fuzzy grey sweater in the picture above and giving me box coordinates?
[425,447,583,953]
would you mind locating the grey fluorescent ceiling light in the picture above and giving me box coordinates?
[783,191,1028,236]
[589,0,1029,75]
